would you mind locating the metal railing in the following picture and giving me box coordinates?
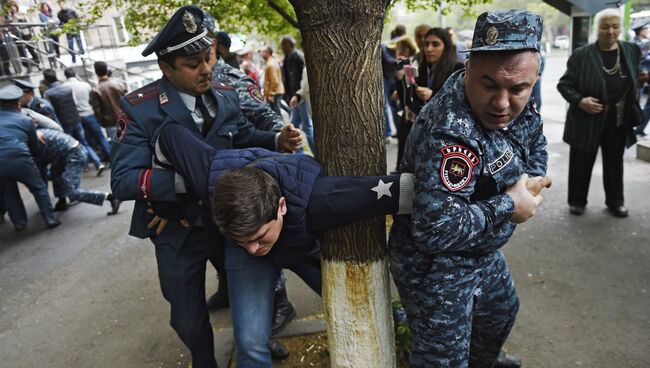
[0,22,150,85]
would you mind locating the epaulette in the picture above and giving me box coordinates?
[212,81,235,90]
[125,83,160,105]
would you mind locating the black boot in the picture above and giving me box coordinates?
[271,286,296,335]
[106,193,121,216]
[206,275,229,311]
[269,340,289,360]
[54,197,68,212]
[494,351,522,368]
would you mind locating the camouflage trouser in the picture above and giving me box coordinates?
[396,250,519,368]
[52,147,106,206]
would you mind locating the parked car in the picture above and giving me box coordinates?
[553,35,570,50]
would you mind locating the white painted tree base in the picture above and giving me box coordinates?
[322,258,396,368]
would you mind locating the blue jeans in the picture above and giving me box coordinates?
[66,33,84,63]
[81,114,111,159]
[290,101,316,155]
[226,241,321,367]
[65,122,102,168]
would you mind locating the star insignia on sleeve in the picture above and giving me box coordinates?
[371,179,393,200]
[137,93,144,98]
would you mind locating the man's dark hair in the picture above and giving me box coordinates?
[43,69,58,84]
[212,167,281,238]
[280,35,295,47]
[64,67,76,78]
[94,61,108,77]
[264,46,273,55]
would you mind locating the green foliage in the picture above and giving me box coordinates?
[77,0,300,45]
[392,299,412,360]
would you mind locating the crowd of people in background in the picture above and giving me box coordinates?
[0,61,126,231]
[1,0,86,77]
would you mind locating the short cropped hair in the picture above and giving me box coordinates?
[211,167,281,238]
[94,61,108,77]
[64,67,76,78]
[43,69,58,84]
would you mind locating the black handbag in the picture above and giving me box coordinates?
[630,100,645,127]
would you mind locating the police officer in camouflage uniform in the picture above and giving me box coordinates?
[36,128,121,215]
[388,10,552,368]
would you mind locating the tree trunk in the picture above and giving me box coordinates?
[289,1,395,366]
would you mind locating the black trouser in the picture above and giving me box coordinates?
[568,120,626,208]
[395,116,412,171]
[153,226,221,368]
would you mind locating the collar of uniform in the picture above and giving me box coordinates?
[178,91,197,112]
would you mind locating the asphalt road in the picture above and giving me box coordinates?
[1,53,648,367]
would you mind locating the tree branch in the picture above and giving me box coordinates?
[267,0,300,29]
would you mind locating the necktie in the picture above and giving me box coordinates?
[196,95,213,136]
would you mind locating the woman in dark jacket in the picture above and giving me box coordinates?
[394,27,463,172]
[557,9,643,218]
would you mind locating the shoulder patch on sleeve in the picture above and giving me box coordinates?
[439,144,480,192]
[246,84,265,103]
[125,85,159,105]
[116,111,130,143]
[213,82,235,90]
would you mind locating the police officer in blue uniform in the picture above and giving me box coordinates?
[12,79,60,125]
[0,84,60,231]
[152,123,413,367]
[388,10,552,368]
[109,6,301,368]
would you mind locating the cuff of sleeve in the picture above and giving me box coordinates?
[274,132,280,151]
[397,173,414,215]
[486,193,516,222]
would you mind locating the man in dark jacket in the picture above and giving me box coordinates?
[57,0,84,63]
[152,122,413,368]
[43,69,104,176]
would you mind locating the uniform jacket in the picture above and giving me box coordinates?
[557,41,641,153]
[206,148,323,257]
[44,81,81,128]
[91,77,128,128]
[0,108,40,159]
[389,70,547,279]
[110,77,277,249]
[213,58,284,132]
[27,95,59,124]
[282,49,305,101]
[37,128,79,163]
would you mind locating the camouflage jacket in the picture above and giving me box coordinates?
[212,58,284,132]
[389,70,547,269]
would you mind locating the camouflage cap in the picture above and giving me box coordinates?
[467,9,543,53]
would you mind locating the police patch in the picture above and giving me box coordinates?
[247,85,264,103]
[116,111,129,143]
[488,147,514,174]
[440,145,480,192]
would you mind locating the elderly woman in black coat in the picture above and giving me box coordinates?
[557,8,643,218]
